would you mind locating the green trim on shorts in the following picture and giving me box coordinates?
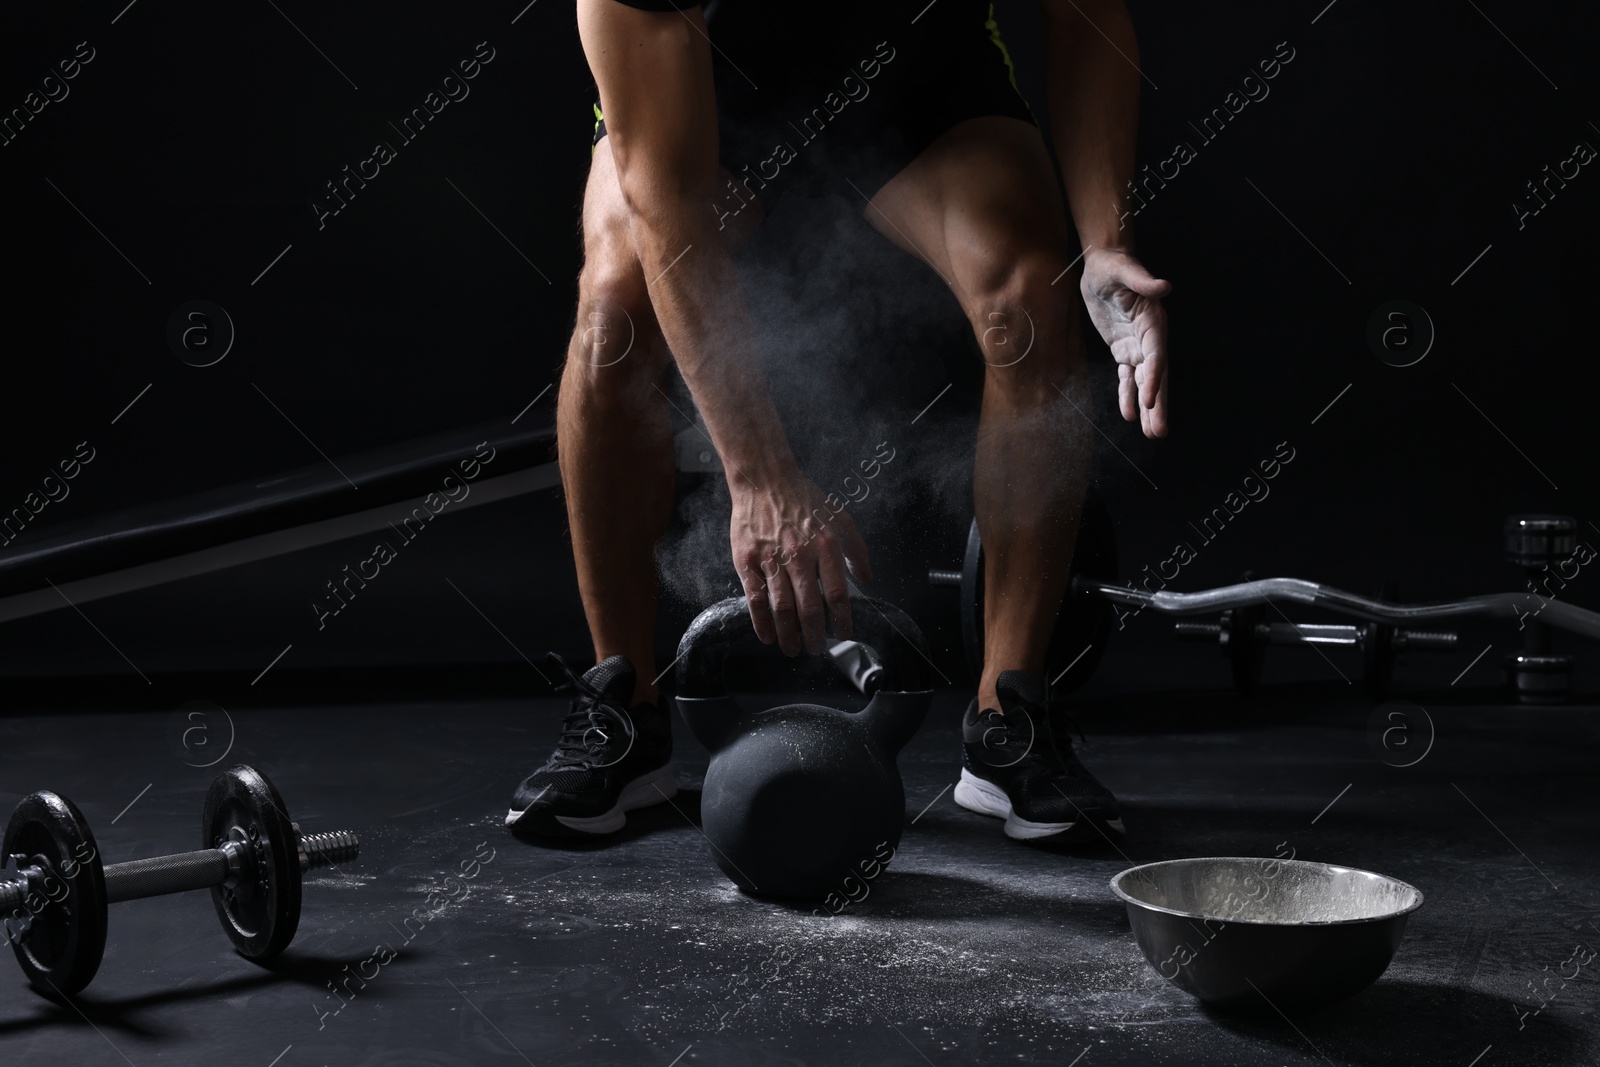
[592,102,604,157]
[985,3,1032,113]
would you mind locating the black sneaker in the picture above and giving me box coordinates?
[505,653,677,835]
[953,669,1125,841]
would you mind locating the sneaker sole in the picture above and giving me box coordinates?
[953,769,1125,841]
[505,763,679,835]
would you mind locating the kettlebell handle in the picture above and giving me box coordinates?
[675,595,933,699]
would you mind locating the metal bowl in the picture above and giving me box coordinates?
[1110,857,1424,1010]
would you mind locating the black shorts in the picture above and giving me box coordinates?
[591,1,1034,207]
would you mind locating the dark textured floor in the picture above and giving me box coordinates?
[2,674,1597,1067]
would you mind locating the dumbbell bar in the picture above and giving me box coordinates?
[2,765,358,997]
[0,829,357,911]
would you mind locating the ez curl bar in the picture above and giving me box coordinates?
[934,506,1597,702]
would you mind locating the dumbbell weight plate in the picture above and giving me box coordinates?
[959,485,1117,694]
[202,766,300,959]
[1363,581,1399,700]
[2,791,107,996]
[1222,602,1267,695]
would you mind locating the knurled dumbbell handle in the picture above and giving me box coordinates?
[105,849,230,903]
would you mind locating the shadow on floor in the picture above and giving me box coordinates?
[0,947,393,1039]
[1203,978,1589,1066]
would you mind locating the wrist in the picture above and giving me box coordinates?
[723,444,800,493]
[1082,238,1135,259]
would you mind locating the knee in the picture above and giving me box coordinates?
[964,250,1083,400]
[566,261,663,407]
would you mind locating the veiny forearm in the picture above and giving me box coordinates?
[1043,0,1143,252]
[624,191,797,490]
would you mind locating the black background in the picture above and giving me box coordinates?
[0,1,1594,690]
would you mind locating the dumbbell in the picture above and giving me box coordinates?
[1,764,358,997]
[1172,579,1459,697]
[1504,514,1577,704]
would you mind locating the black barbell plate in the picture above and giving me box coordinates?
[3,791,107,996]
[959,485,1118,693]
[1223,595,1267,696]
[1363,580,1399,700]
[1047,487,1119,695]
[1224,606,1266,694]
[202,766,300,960]
[959,512,984,680]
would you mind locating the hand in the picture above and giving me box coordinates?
[1079,247,1171,438]
[730,474,873,655]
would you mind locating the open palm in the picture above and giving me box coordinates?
[1079,248,1171,438]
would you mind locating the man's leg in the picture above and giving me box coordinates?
[511,140,770,835]
[862,115,1121,841]
[558,138,676,708]
[507,140,680,835]
[864,116,1090,713]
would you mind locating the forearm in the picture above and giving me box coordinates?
[626,195,797,490]
[1043,0,1142,252]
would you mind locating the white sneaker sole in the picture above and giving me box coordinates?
[953,768,1125,841]
[505,764,679,833]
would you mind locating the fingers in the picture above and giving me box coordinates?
[741,559,778,646]
[1138,355,1168,439]
[765,566,803,656]
[1138,303,1169,438]
[1117,362,1138,423]
[1113,254,1174,299]
[1133,362,1168,438]
[730,484,875,657]
[834,512,874,584]
[786,553,829,655]
[1147,370,1169,438]
[814,531,853,642]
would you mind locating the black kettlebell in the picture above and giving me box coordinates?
[674,596,934,900]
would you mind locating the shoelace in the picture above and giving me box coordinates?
[989,701,1094,779]
[545,652,630,770]
[1046,705,1100,781]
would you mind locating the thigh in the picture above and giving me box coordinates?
[571,140,673,384]
[574,138,765,381]
[863,116,1075,309]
